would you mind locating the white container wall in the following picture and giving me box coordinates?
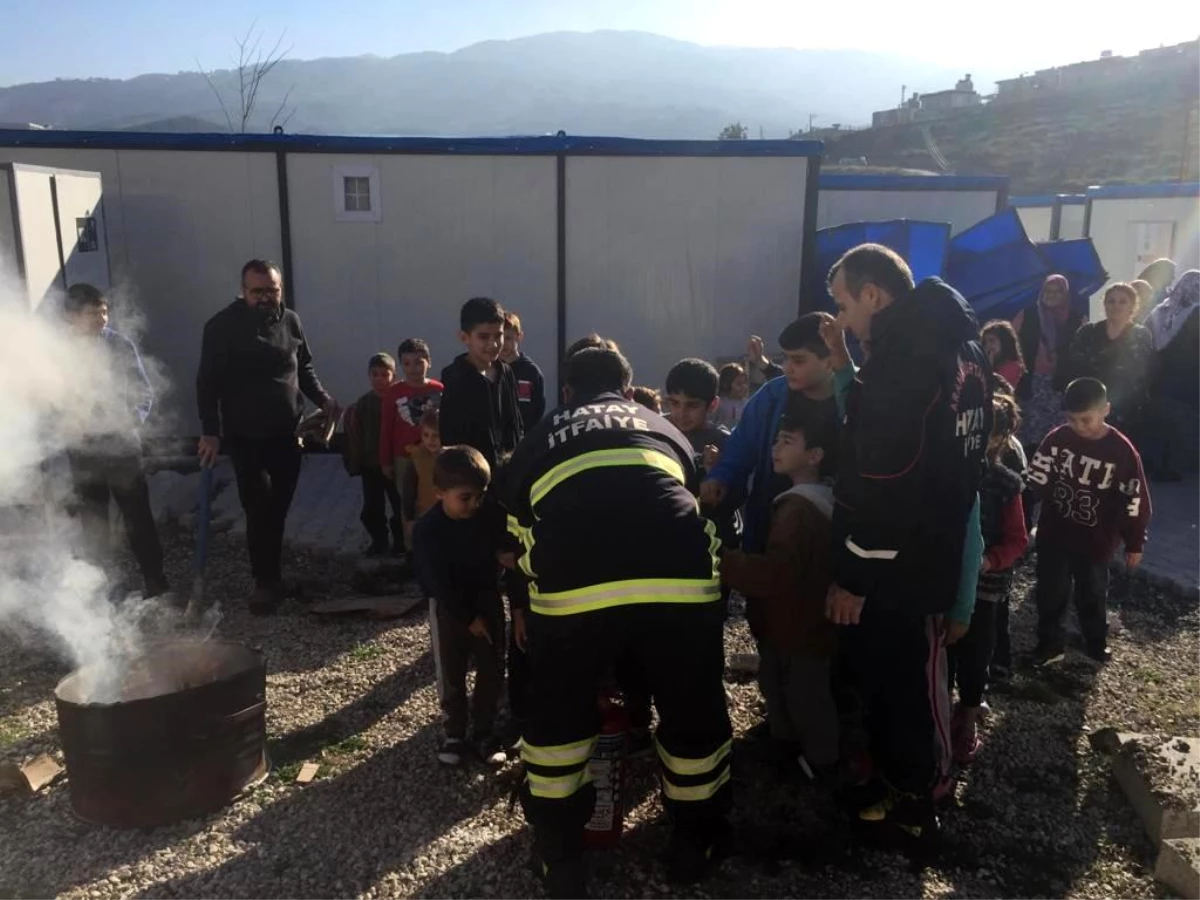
[1014,203,1054,242]
[1058,199,1087,240]
[0,145,282,429]
[0,132,823,431]
[817,175,1006,235]
[566,155,810,388]
[286,153,559,407]
[1085,183,1200,319]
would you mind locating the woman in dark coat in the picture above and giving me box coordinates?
[1142,270,1200,478]
[1011,274,1084,451]
[1062,282,1154,433]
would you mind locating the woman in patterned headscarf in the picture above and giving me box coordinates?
[1141,271,1200,479]
[1011,274,1085,451]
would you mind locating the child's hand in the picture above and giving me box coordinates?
[826,585,865,625]
[699,479,727,507]
[702,444,721,471]
[979,556,993,574]
[818,314,852,369]
[497,551,517,570]
[943,620,970,646]
[469,616,492,644]
[512,608,527,651]
[1125,552,1143,569]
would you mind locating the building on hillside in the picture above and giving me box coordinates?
[871,77,979,127]
[995,39,1199,102]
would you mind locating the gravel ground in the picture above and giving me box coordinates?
[1,530,1196,900]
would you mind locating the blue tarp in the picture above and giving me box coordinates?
[808,210,1106,326]
[808,219,951,310]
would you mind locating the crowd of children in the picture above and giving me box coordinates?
[336,273,1153,865]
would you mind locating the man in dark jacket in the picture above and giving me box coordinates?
[196,259,337,613]
[825,244,990,845]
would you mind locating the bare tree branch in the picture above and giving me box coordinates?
[269,84,296,131]
[196,59,235,133]
[197,22,294,133]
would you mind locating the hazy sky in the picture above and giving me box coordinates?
[1,0,1196,86]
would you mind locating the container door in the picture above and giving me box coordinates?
[53,172,110,293]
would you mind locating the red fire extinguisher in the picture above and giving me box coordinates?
[583,692,630,849]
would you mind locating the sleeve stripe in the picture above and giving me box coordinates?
[845,537,899,561]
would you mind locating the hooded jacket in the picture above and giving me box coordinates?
[832,277,991,614]
[439,354,523,471]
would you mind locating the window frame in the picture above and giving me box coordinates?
[333,164,382,223]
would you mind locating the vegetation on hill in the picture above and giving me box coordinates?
[823,66,1199,193]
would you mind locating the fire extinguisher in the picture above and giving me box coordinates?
[583,692,630,849]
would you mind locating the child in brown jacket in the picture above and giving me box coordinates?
[720,399,839,770]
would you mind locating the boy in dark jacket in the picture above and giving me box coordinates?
[343,353,404,556]
[720,399,839,772]
[412,445,520,767]
[1026,377,1151,666]
[946,392,1028,766]
[501,310,547,433]
[440,298,524,472]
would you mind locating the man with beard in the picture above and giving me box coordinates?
[196,259,337,614]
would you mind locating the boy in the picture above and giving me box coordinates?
[401,406,443,549]
[500,311,546,433]
[440,298,523,471]
[344,352,404,555]
[411,445,517,766]
[1026,377,1151,666]
[62,283,169,599]
[719,400,839,772]
[380,338,443,552]
[702,313,839,556]
[631,385,662,413]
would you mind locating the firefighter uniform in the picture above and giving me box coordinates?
[500,391,732,868]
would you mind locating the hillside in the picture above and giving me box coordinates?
[0,31,995,139]
[823,64,1200,193]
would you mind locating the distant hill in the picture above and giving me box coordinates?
[0,31,994,139]
[824,63,1200,193]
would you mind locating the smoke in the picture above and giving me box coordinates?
[0,265,192,703]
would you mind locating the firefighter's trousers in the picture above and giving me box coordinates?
[519,601,732,863]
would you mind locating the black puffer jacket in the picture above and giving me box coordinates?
[832,277,992,614]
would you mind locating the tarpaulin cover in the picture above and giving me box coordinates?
[807,219,951,311]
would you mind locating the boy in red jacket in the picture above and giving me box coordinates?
[1026,377,1151,666]
[381,338,443,551]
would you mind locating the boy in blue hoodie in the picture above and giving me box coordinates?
[701,314,839,554]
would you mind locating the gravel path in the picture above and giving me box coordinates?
[1,531,1196,899]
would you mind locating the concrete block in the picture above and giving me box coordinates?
[1156,838,1200,900]
[1112,733,1200,844]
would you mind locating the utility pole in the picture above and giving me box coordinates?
[808,113,818,133]
[759,125,764,140]
[901,84,907,106]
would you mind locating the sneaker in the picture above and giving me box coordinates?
[951,705,981,767]
[437,738,467,766]
[663,823,732,885]
[475,734,508,767]
[1031,643,1065,667]
[859,785,941,845]
[1085,644,1112,666]
[247,585,283,616]
[534,855,587,900]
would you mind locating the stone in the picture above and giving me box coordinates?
[1111,733,1200,844]
[1155,838,1200,900]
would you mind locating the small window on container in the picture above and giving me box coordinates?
[343,176,372,212]
[333,164,382,222]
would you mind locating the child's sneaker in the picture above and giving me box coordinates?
[1085,644,1112,666]
[475,734,508,767]
[437,738,467,766]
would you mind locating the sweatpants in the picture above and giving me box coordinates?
[946,600,998,707]
[68,450,168,596]
[1035,542,1109,653]
[992,594,1012,671]
[758,644,839,766]
[520,602,732,865]
[359,467,403,548]
[227,436,302,589]
[843,603,951,796]
[430,597,505,740]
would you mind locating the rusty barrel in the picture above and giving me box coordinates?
[54,640,268,828]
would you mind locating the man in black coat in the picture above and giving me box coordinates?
[196,259,337,613]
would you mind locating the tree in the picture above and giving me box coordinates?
[197,23,296,133]
[718,122,748,140]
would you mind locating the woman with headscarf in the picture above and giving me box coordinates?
[1011,274,1084,450]
[1062,282,1154,433]
[1141,270,1200,478]
[1138,258,1177,308]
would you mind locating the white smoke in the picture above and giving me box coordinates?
[0,264,191,703]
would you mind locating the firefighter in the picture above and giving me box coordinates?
[499,346,732,897]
